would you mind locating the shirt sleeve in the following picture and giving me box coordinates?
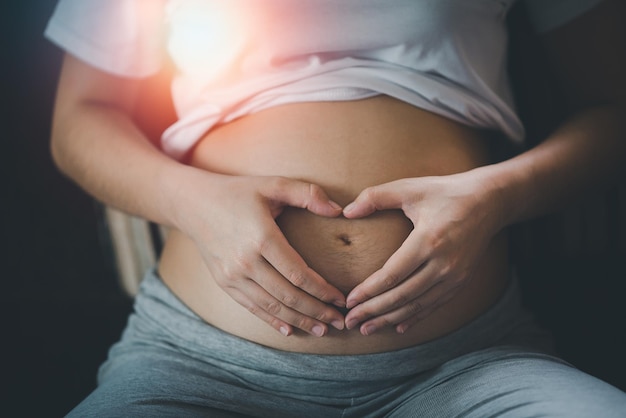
[44,0,166,78]
[523,0,606,33]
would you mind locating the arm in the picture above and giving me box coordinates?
[488,0,626,226]
[342,0,626,335]
[51,54,346,336]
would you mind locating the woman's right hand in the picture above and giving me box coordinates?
[51,54,346,337]
[173,168,347,337]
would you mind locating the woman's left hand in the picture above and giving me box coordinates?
[342,170,505,335]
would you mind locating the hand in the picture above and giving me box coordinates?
[176,170,347,337]
[342,171,504,335]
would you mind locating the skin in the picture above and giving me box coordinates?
[51,0,626,337]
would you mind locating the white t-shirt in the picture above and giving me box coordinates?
[45,0,605,159]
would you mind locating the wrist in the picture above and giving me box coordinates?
[465,163,526,231]
[157,162,230,235]
[154,161,201,231]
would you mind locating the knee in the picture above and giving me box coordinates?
[433,353,626,417]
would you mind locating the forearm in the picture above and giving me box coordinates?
[479,105,626,228]
[51,100,201,229]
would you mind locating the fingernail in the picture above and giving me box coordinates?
[333,299,346,308]
[346,295,359,309]
[312,325,325,337]
[331,319,345,331]
[279,326,290,337]
[343,202,356,214]
[329,201,342,211]
[345,319,357,330]
[362,324,376,336]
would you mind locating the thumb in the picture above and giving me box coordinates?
[268,178,343,217]
[343,181,407,218]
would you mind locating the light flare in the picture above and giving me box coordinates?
[168,2,248,81]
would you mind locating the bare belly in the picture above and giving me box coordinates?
[158,95,510,354]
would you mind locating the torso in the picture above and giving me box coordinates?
[158,95,510,354]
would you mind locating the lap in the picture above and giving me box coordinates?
[66,271,626,417]
[67,345,626,418]
[66,347,337,418]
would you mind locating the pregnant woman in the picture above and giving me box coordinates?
[46,0,626,416]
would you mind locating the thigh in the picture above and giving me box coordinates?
[65,350,249,417]
[387,348,626,418]
[65,347,337,418]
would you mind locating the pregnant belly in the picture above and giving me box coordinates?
[158,96,510,354]
[276,208,412,296]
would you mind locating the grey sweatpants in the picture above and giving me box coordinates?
[68,269,626,417]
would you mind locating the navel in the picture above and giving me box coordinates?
[337,233,352,246]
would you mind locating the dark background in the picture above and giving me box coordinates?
[4,2,134,416]
[3,1,625,417]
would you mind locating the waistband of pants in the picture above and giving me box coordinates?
[129,267,546,383]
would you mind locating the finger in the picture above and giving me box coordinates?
[343,180,411,219]
[253,258,345,331]
[229,281,333,337]
[226,287,293,337]
[355,260,467,336]
[346,229,425,309]
[344,261,438,330]
[265,177,343,217]
[262,226,346,308]
[356,278,449,336]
